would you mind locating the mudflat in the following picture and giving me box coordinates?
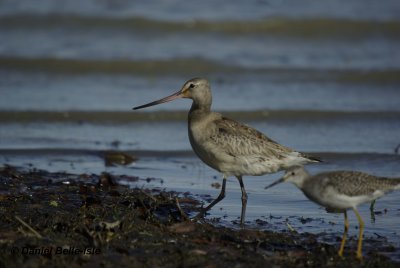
[0,165,397,268]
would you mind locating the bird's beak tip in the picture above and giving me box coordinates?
[264,178,284,190]
[132,90,184,111]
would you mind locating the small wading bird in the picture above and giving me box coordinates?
[133,78,320,225]
[265,166,400,259]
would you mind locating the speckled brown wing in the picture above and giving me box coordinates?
[208,116,294,159]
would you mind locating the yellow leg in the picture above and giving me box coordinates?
[338,211,349,257]
[353,208,364,260]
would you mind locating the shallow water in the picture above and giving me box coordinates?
[1,0,400,260]
[2,149,400,260]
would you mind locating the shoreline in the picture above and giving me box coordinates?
[0,165,398,267]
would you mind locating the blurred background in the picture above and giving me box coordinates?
[0,0,399,152]
[1,0,400,259]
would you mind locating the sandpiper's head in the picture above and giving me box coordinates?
[264,166,309,190]
[132,77,211,110]
[182,78,211,101]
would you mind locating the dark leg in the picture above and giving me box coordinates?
[193,176,227,221]
[369,199,376,223]
[236,175,248,227]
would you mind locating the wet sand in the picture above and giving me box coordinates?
[0,165,398,267]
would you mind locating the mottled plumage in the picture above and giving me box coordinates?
[189,113,315,176]
[134,78,320,225]
[309,171,400,197]
[265,166,400,259]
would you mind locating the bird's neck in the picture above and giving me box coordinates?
[291,179,305,189]
[189,101,211,115]
[290,174,310,189]
[188,102,213,127]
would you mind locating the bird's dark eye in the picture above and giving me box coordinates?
[291,172,295,175]
[189,83,195,89]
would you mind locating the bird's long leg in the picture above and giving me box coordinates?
[369,199,376,211]
[193,175,227,221]
[338,211,349,257]
[369,200,376,223]
[236,175,248,227]
[353,208,364,260]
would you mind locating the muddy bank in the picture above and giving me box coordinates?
[0,165,397,268]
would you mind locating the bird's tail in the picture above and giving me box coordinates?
[394,178,400,191]
[284,152,322,168]
[301,153,323,163]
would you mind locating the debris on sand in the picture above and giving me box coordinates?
[0,165,397,267]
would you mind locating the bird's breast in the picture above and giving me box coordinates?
[188,114,233,172]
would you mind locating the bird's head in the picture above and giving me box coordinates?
[264,166,309,190]
[133,78,211,110]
